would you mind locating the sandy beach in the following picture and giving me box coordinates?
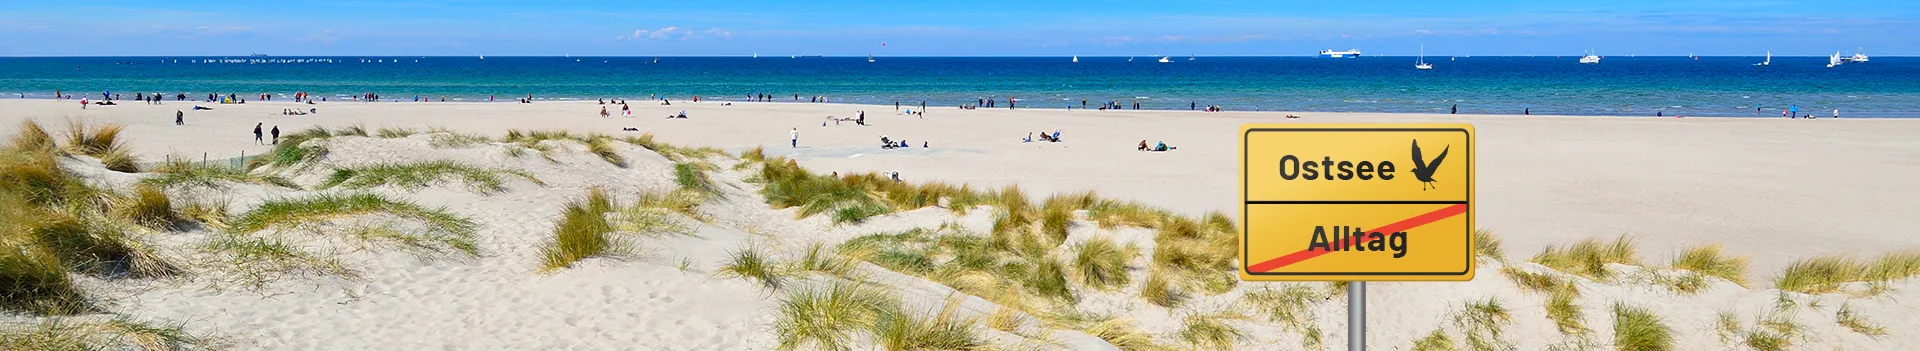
[2,97,1918,350]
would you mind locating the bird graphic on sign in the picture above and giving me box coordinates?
[1411,139,1449,190]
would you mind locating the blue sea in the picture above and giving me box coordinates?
[2,56,1916,117]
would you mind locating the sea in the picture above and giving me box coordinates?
[2,56,1916,117]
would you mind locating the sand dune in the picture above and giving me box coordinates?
[2,99,1918,350]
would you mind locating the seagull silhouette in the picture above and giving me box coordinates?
[1411,139,1449,190]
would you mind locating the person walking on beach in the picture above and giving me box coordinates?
[790,128,799,148]
[253,123,264,145]
[270,126,281,145]
[1191,101,1196,111]
[1790,105,1799,119]
[1451,104,1458,114]
[1834,108,1839,118]
[175,110,184,125]
[894,100,899,111]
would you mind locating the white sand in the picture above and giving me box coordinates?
[4,98,1918,350]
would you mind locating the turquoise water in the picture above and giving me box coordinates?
[2,56,1915,117]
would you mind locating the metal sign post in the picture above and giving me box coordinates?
[1348,282,1364,351]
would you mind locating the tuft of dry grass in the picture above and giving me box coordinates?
[116,185,176,229]
[870,296,986,351]
[375,127,416,138]
[539,188,622,271]
[1411,328,1458,351]
[1529,235,1640,281]
[1243,284,1322,331]
[59,119,139,172]
[771,281,896,351]
[144,156,299,190]
[717,245,786,290]
[1612,302,1674,351]
[1834,302,1886,337]
[1546,287,1586,335]
[1175,310,1246,350]
[1473,228,1504,262]
[1452,297,1512,351]
[1499,266,1571,294]
[1670,244,1749,287]
[319,160,541,194]
[1141,269,1185,308]
[10,120,56,151]
[1070,236,1135,291]
[585,135,626,167]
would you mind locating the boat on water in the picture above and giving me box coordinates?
[1844,48,1869,63]
[1157,56,1171,63]
[1128,56,1134,62]
[1415,44,1433,70]
[1827,51,1844,68]
[1188,55,1195,61]
[1071,55,1078,63]
[1754,51,1770,66]
[1578,50,1601,64]
[868,53,875,63]
[1318,49,1362,58]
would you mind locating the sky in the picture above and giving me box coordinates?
[0,0,1915,57]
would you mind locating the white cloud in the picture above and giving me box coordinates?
[295,29,340,44]
[1098,36,1139,45]
[618,26,732,41]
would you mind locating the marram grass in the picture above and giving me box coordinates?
[1529,235,1640,281]
[228,193,477,237]
[717,245,786,290]
[1070,236,1135,291]
[143,156,298,190]
[539,188,622,271]
[771,281,896,351]
[319,160,541,194]
[1611,302,1674,351]
[1175,311,1246,350]
[1670,244,1749,286]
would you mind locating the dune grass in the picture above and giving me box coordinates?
[246,126,330,170]
[332,124,368,137]
[1070,236,1135,291]
[59,119,139,172]
[0,316,214,351]
[1499,266,1571,294]
[772,281,897,351]
[1740,310,1802,351]
[228,193,477,237]
[1670,244,1749,287]
[1529,235,1640,281]
[1086,199,1163,229]
[116,185,176,229]
[1079,317,1163,351]
[1411,328,1459,351]
[1834,302,1886,337]
[539,188,622,271]
[1452,297,1512,351]
[1175,311,1246,350]
[1611,303,1674,351]
[792,243,856,277]
[1766,251,1917,295]
[203,235,357,289]
[757,157,924,225]
[717,245,787,290]
[1546,287,1586,335]
[11,120,56,151]
[1141,269,1186,308]
[375,127,416,138]
[345,223,481,260]
[584,135,626,167]
[427,131,493,149]
[1473,228,1504,262]
[142,156,298,190]
[319,160,542,194]
[870,297,986,351]
[1242,284,1322,331]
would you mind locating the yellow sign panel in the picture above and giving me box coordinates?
[1238,124,1475,281]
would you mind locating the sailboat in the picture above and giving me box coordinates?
[1754,51,1770,66]
[1071,55,1079,63]
[478,55,484,60]
[1127,56,1134,62]
[1157,56,1171,63]
[868,53,875,63]
[1188,55,1195,61]
[1415,44,1433,70]
[753,53,758,58]
[1827,51,1844,68]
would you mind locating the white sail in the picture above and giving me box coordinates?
[1071,55,1078,63]
[1415,44,1433,70]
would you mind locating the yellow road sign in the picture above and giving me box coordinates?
[1239,124,1475,281]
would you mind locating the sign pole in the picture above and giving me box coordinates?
[1348,281,1364,351]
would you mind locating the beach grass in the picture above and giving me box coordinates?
[1140,269,1185,308]
[375,127,416,138]
[1771,251,1920,295]
[1742,310,1802,351]
[1834,302,1886,337]
[1670,245,1749,287]
[792,243,855,277]
[1086,199,1162,230]
[142,156,299,190]
[228,193,477,238]
[1411,328,1458,351]
[1499,266,1570,294]
[0,316,213,351]
[585,135,626,167]
[539,188,622,271]
[1070,236,1135,291]
[203,235,357,289]
[1546,287,1586,335]
[674,162,718,195]
[1079,317,1162,351]
[345,223,481,260]
[1473,228,1504,262]
[58,119,139,172]
[1529,235,1640,281]
[117,185,176,229]
[332,124,368,137]
[10,120,56,151]
[1453,297,1512,351]
[1611,303,1674,351]
[1243,284,1321,331]
[870,297,985,351]
[771,281,896,351]
[632,189,708,222]
[176,196,231,230]
[717,245,786,290]
[247,126,330,170]
[1175,310,1246,350]
[319,160,541,194]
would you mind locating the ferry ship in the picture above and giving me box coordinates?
[1318,49,1362,58]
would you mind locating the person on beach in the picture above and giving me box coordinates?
[600,106,609,118]
[1525,108,1530,115]
[790,128,799,148]
[1451,104,1458,114]
[1138,140,1150,151]
[253,123,264,145]
[1834,109,1840,118]
[271,126,281,145]
[80,98,88,109]
[623,103,632,117]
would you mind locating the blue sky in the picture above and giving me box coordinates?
[0,0,1914,56]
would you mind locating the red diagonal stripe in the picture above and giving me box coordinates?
[1246,204,1468,273]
